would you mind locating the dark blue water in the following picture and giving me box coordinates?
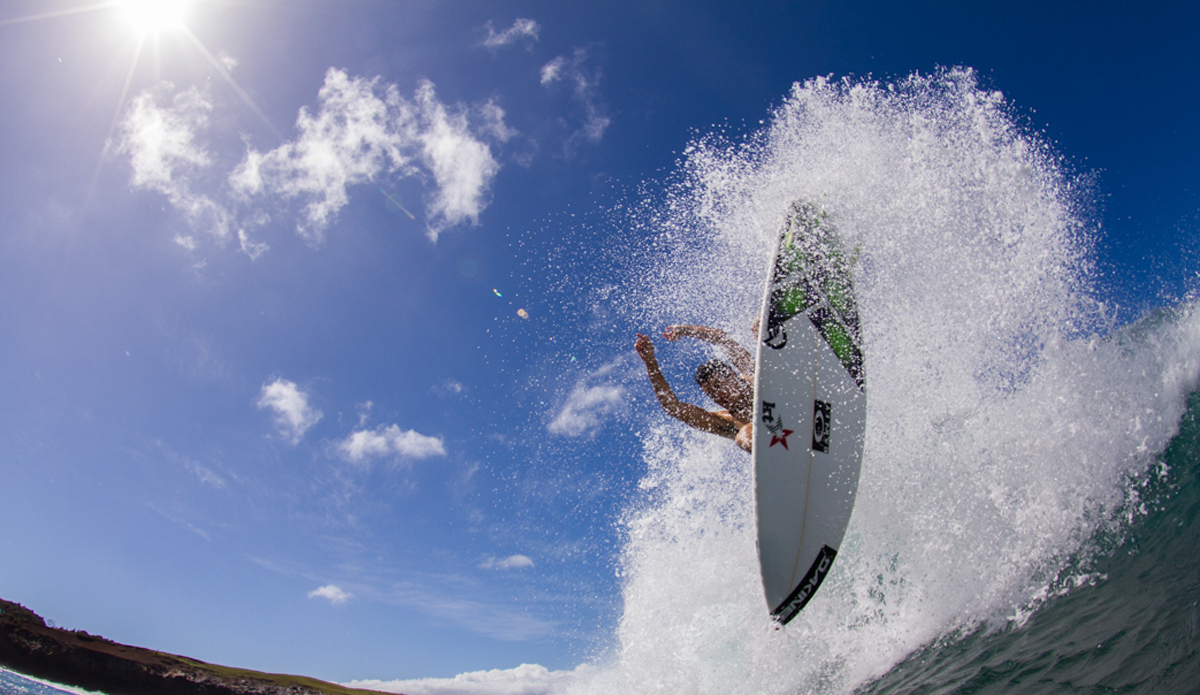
[861,391,1200,695]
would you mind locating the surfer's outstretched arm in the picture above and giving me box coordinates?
[635,334,744,444]
[663,324,755,379]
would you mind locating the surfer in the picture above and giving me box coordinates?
[634,324,755,452]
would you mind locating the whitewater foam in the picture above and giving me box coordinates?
[565,68,1200,694]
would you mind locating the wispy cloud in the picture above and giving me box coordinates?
[120,68,511,250]
[476,100,519,144]
[307,584,352,605]
[146,503,211,542]
[257,378,323,444]
[374,582,554,642]
[230,68,505,242]
[121,87,211,195]
[479,554,534,570]
[413,81,504,238]
[481,18,540,50]
[191,464,226,488]
[355,400,374,427]
[432,379,467,397]
[228,69,415,241]
[548,381,625,437]
[119,86,234,250]
[540,48,610,151]
[155,439,228,488]
[345,663,590,695]
[337,423,446,463]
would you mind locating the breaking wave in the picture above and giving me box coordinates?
[566,68,1200,694]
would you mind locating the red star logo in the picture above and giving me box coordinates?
[770,428,795,449]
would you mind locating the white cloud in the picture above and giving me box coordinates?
[538,58,567,87]
[122,88,211,190]
[346,663,589,695]
[228,69,415,241]
[119,86,234,244]
[414,81,501,239]
[192,464,226,488]
[229,68,417,242]
[217,51,238,72]
[479,554,534,570]
[237,228,269,259]
[121,69,510,253]
[229,68,505,242]
[477,99,518,144]
[338,423,446,463]
[481,18,540,50]
[539,48,610,150]
[307,584,352,605]
[355,400,374,427]
[256,378,322,444]
[548,382,625,437]
[432,379,466,397]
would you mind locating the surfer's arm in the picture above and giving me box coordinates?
[663,325,755,378]
[636,333,743,443]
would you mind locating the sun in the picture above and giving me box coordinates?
[0,0,275,193]
[117,0,195,36]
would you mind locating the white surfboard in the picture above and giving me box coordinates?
[753,201,866,625]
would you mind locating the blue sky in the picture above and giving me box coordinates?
[1,0,1198,690]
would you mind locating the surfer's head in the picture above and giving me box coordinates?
[695,359,751,411]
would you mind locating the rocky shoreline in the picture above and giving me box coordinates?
[0,598,392,695]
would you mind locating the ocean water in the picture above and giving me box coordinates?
[565,68,1200,695]
[860,391,1200,693]
[0,668,101,695]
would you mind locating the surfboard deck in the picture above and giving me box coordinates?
[753,201,866,625]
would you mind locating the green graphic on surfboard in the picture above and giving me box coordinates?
[753,200,867,625]
[763,200,865,390]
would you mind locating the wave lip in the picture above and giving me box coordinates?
[568,68,1200,694]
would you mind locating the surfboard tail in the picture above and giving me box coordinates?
[770,545,838,625]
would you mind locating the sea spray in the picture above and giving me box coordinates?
[569,68,1200,694]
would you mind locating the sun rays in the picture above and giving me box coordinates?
[0,2,117,28]
[0,0,276,197]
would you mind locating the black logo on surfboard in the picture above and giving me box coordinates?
[763,319,787,350]
[772,545,837,625]
[812,400,831,453]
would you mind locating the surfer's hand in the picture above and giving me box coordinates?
[663,325,687,341]
[635,333,655,360]
[735,423,753,453]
